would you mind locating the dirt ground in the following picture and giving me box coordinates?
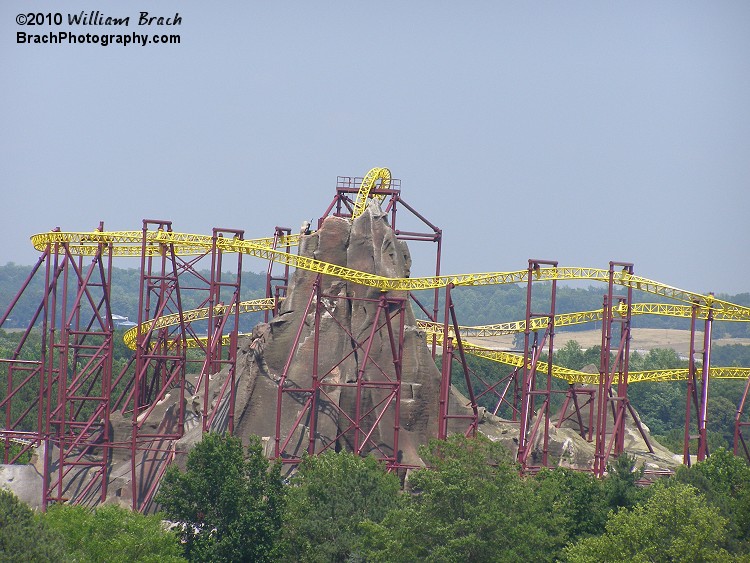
[469,329,750,358]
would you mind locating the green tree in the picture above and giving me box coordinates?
[683,448,750,551]
[358,434,568,562]
[707,396,738,449]
[155,433,285,562]
[534,467,608,540]
[562,484,733,562]
[603,453,648,511]
[0,439,32,464]
[690,447,750,498]
[0,488,64,563]
[44,504,184,562]
[281,451,400,562]
[554,340,587,371]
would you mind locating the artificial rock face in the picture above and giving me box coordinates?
[230,201,440,467]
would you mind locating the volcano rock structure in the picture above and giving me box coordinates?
[212,201,442,466]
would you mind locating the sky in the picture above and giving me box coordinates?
[1,2,749,296]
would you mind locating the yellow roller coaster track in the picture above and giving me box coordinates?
[31,228,750,321]
[417,302,746,339]
[458,340,750,385]
[423,303,750,383]
[121,294,749,386]
[122,298,276,350]
[126,301,735,349]
[351,167,391,219]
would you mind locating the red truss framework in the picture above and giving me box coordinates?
[122,220,189,511]
[264,226,292,322]
[593,262,653,477]
[471,364,523,424]
[0,219,249,511]
[483,367,522,422]
[516,259,558,471]
[0,224,115,508]
[684,300,714,464]
[437,283,479,440]
[111,220,247,511]
[199,228,245,434]
[555,385,596,442]
[273,275,407,467]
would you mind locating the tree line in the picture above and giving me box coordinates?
[0,263,269,333]
[3,433,749,562]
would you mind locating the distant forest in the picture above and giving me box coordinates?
[0,263,269,334]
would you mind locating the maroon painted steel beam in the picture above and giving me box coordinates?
[517,259,557,471]
[274,275,320,458]
[593,262,647,477]
[265,227,291,322]
[33,226,116,508]
[697,301,714,461]
[130,220,188,511]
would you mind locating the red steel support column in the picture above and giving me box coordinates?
[684,303,701,465]
[437,284,480,439]
[613,273,634,456]
[42,239,61,508]
[697,296,714,461]
[593,262,652,477]
[201,228,244,434]
[517,259,557,471]
[734,371,750,462]
[437,283,479,440]
[431,234,442,359]
[265,227,292,322]
[307,282,324,456]
[438,283,453,441]
[130,220,187,511]
[594,292,612,477]
[47,237,114,507]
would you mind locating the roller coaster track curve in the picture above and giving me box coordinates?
[121,296,749,385]
[30,231,750,321]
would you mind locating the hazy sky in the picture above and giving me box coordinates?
[2,2,748,295]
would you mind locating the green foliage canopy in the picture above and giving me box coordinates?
[0,488,64,563]
[281,451,400,563]
[358,434,569,562]
[562,484,733,563]
[155,433,284,563]
[44,504,184,563]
